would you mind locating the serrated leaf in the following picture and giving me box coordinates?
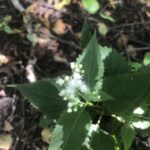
[14,79,66,119]
[82,0,100,14]
[103,73,150,114]
[104,50,131,76]
[121,124,135,150]
[81,19,92,48]
[91,129,116,150]
[77,34,103,90]
[49,109,91,150]
[99,45,112,61]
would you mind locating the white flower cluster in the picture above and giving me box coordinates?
[56,63,89,112]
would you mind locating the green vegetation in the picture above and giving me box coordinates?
[13,20,150,150]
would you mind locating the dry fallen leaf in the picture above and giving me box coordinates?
[0,54,10,66]
[0,134,13,150]
[117,34,128,48]
[52,19,70,35]
[146,11,150,18]
[97,22,109,36]
[3,121,13,132]
[127,45,137,57]
[41,128,51,143]
[54,0,71,9]
[54,55,68,63]
[0,90,6,97]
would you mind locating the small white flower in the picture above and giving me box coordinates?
[81,70,85,73]
[89,124,99,134]
[70,94,76,99]
[92,91,96,95]
[74,97,80,101]
[73,72,82,80]
[59,90,65,97]
[68,79,77,88]
[65,76,70,81]
[132,121,150,129]
[79,64,83,69]
[65,86,75,96]
[63,97,68,101]
[73,107,78,112]
[80,84,88,93]
[56,78,65,86]
[97,95,100,99]
[75,68,80,72]
[133,107,144,115]
[70,62,75,69]
[68,102,73,107]
[67,108,72,113]
[79,102,84,107]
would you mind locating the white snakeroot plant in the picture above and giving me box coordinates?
[15,22,150,150]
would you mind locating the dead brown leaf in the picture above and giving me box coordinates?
[127,45,137,57]
[41,128,51,143]
[117,34,128,48]
[0,134,13,150]
[0,55,10,66]
[3,121,13,132]
[52,19,70,35]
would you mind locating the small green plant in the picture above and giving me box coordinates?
[14,21,150,150]
[0,16,13,34]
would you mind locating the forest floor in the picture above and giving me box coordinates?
[0,0,150,149]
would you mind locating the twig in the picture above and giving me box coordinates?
[135,47,150,51]
[10,0,25,13]
[110,20,150,30]
[49,34,82,50]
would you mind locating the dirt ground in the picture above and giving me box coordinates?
[0,0,150,149]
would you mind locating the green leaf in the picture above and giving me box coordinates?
[144,52,150,65]
[129,62,142,71]
[39,116,50,128]
[97,22,108,36]
[91,129,116,150]
[104,50,131,76]
[81,19,92,48]
[100,116,122,135]
[99,45,112,61]
[99,91,114,101]
[3,26,13,34]
[14,79,66,119]
[77,34,104,90]
[137,64,150,74]
[121,124,135,150]
[103,73,150,114]
[82,0,100,14]
[100,13,115,22]
[49,109,91,150]
[80,146,88,150]
[27,33,38,46]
